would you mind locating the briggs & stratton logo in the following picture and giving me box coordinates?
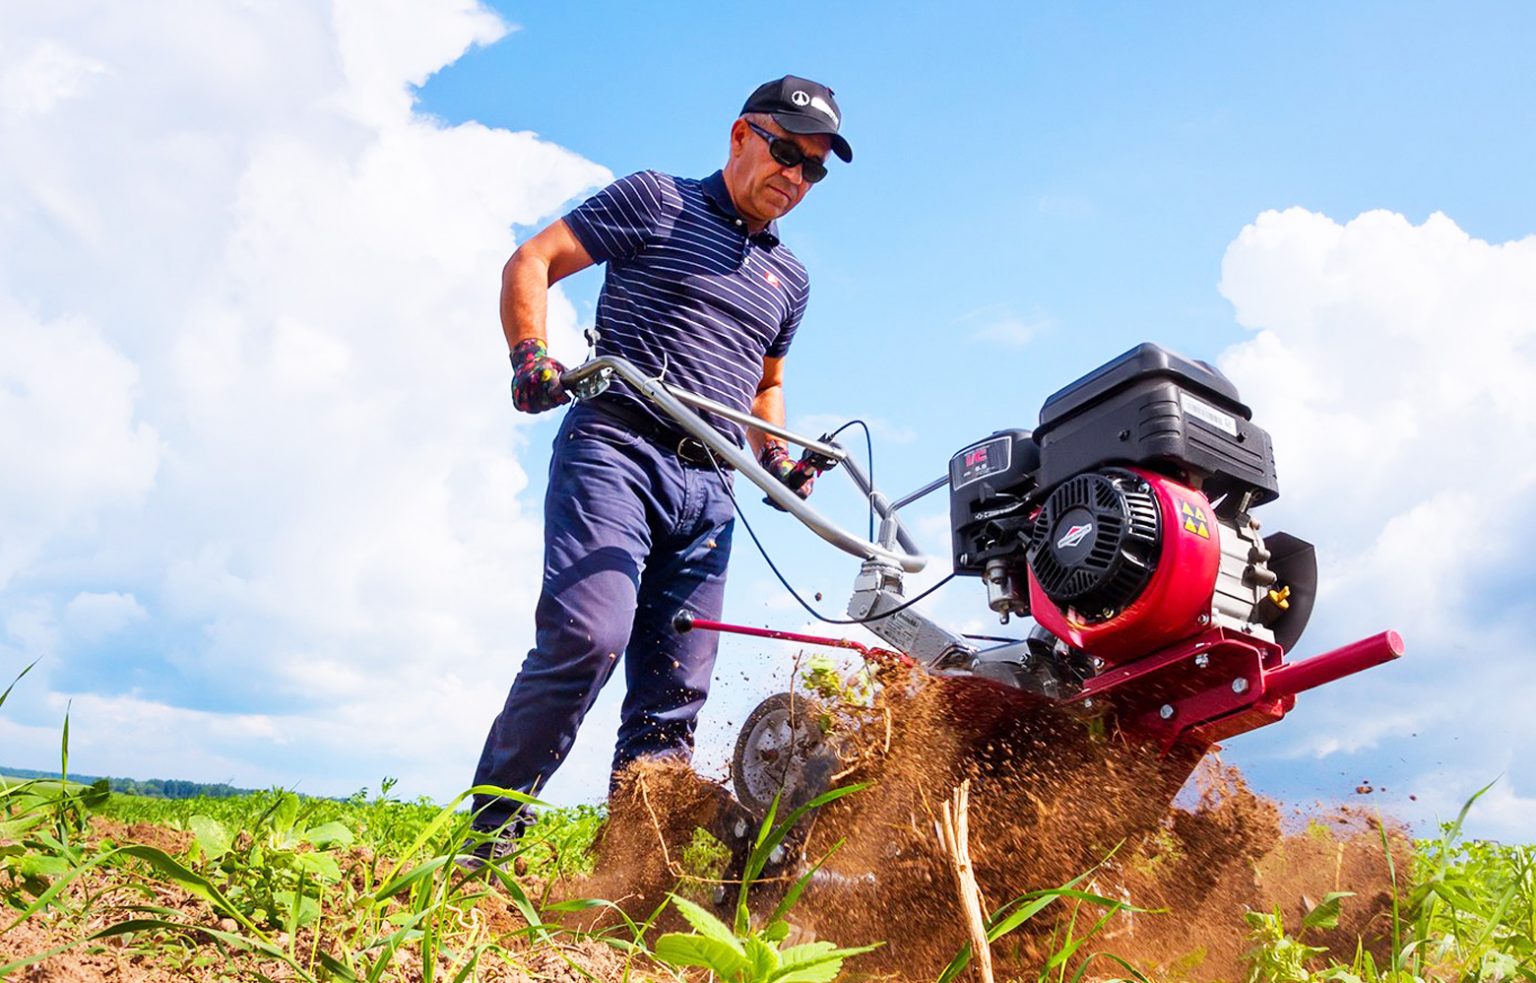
[1057,523,1093,549]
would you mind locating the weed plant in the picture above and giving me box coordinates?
[7,656,1536,983]
[1,666,621,980]
[651,784,882,983]
[1242,784,1536,983]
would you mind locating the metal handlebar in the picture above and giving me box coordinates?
[559,356,928,574]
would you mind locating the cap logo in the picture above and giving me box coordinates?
[790,89,810,107]
[809,95,839,126]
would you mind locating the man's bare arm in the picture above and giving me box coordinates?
[748,355,788,456]
[501,219,595,352]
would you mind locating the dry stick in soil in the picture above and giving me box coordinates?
[937,780,994,983]
[637,772,680,877]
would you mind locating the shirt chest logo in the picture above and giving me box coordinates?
[763,270,781,288]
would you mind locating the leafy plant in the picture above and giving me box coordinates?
[801,654,873,708]
[0,771,551,981]
[1242,892,1354,983]
[520,802,606,879]
[1397,782,1536,982]
[184,791,355,929]
[675,825,732,905]
[655,892,875,983]
[1242,782,1536,983]
[652,784,880,983]
[0,662,109,915]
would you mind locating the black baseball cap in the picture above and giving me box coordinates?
[741,75,852,163]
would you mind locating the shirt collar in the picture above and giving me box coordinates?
[701,170,781,249]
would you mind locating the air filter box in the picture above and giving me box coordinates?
[1033,343,1278,507]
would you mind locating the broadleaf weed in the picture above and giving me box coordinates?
[651,785,881,983]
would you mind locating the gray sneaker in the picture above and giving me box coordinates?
[456,827,525,873]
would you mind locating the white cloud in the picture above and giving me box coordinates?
[63,592,149,643]
[971,315,1049,348]
[0,305,161,587]
[0,41,107,117]
[1219,209,1536,646]
[0,1,611,800]
[950,303,1053,349]
[1216,208,1536,837]
[1394,772,1536,846]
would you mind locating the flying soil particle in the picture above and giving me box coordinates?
[561,672,1411,982]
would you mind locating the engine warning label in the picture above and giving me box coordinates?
[1178,500,1211,539]
[951,436,1013,489]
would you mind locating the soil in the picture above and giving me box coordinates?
[578,670,1413,982]
[4,672,1412,982]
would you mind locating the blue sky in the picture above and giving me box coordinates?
[3,1,1535,839]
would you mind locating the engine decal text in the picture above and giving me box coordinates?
[950,435,1013,488]
[1179,392,1240,436]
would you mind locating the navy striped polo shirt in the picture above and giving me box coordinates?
[562,169,809,444]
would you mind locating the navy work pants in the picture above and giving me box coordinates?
[470,403,735,832]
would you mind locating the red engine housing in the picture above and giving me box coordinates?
[1028,468,1222,664]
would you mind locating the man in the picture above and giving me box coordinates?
[469,75,853,843]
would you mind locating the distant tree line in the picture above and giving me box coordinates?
[0,765,254,800]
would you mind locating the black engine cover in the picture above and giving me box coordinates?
[1033,343,1278,510]
[1027,469,1160,621]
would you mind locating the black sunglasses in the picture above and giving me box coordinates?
[746,121,829,184]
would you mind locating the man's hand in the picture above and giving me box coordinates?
[759,442,817,510]
[510,339,570,414]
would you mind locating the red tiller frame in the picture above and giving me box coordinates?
[676,615,915,669]
[1266,630,1405,698]
[1076,627,1405,752]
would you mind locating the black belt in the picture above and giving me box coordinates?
[585,398,735,470]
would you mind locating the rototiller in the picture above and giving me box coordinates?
[561,342,1403,819]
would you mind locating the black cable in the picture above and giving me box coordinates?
[706,451,955,626]
[825,418,875,540]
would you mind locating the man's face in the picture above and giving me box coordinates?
[726,117,833,227]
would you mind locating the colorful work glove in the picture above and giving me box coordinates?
[759,441,817,510]
[510,338,570,414]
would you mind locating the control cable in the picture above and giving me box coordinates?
[706,433,954,627]
[825,418,875,540]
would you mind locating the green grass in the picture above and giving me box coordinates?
[0,664,631,980]
[1,776,592,980]
[1241,785,1536,983]
[7,771,1536,981]
[96,786,606,881]
[4,659,1535,982]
